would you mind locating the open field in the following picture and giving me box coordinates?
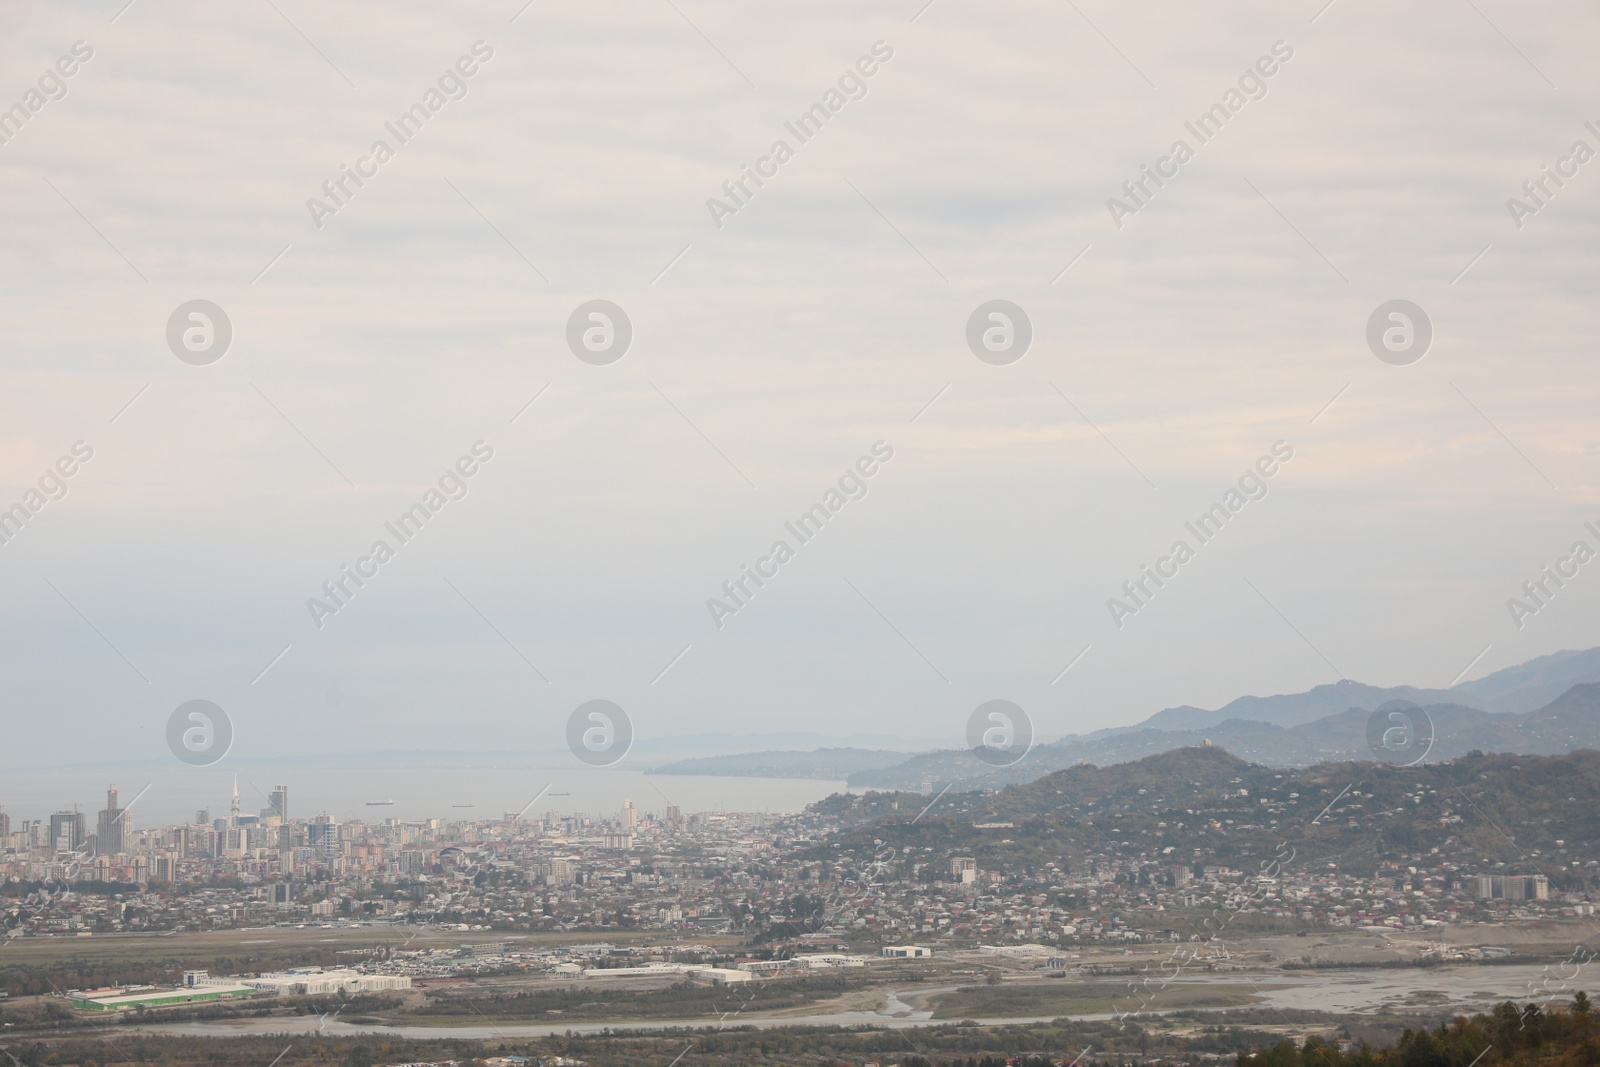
[0,1007,1456,1067]
[399,974,864,1025]
[4,915,1592,980]
[3,919,1594,1042]
[0,925,744,966]
[0,925,745,993]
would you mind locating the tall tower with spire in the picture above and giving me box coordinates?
[229,776,241,827]
[96,786,125,857]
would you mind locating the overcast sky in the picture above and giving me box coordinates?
[2,0,1598,776]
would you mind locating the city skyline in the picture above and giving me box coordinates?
[3,2,1597,1061]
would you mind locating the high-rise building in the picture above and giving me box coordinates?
[266,784,288,822]
[0,807,9,841]
[49,810,87,852]
[621,799,638,830]
[1473,874,1550,901]
[190,825,219,859]
[308,815,340,866]
[96,786,128,857]
[229,776,241,826]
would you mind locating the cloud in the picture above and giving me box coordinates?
[0,0,1595,785]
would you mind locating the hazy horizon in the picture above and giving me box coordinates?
[4,0,1599,769]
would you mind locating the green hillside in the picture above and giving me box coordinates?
[807,745,1600,885]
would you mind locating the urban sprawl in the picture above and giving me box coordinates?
[2,778,1590,1003]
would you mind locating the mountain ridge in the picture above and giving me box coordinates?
[619,647,1600,789]
[848,679,1600,790]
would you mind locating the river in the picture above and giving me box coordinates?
[124,962,1576,1040]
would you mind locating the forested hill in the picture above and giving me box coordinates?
[806,745,1600,881]
[1240,995,1600,1067]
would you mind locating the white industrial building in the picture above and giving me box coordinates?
[796,954,867,969]
[578,962,750,984]
[246,968,411,995]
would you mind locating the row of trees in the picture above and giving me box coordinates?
[1241,994,1599,1067]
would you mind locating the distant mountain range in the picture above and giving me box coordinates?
[1136,645,1600,731]
[643,646,1600,788]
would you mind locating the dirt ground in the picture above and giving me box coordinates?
[1243,920,1597,965]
